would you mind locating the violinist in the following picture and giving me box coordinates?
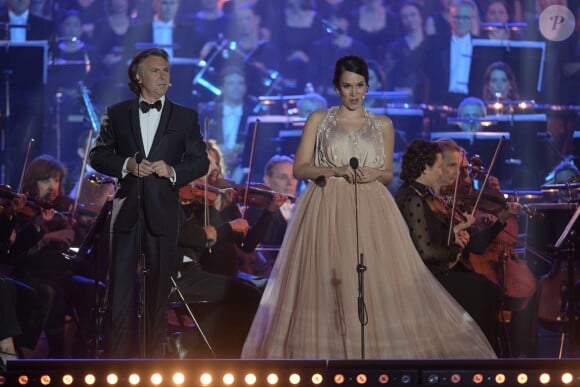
[245,154,298,277]
[436,138,540,358]
[8,154,102,358]
[181,141,286,278]
[395,139,501,353]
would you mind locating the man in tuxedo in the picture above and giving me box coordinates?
[123,0,197,105]
[89,48,210,358]
[0,0,53,41]
[423,0,478,107]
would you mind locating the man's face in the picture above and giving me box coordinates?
[222,72,246,104]
[458,103,485,131]
[450,3,473,37]
[9,0,31,15]
[440,150,463,188]
[136,55,171,101]
[158,0,179,22]
[264,162,297,196]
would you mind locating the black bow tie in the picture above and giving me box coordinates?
[140,100,162,113]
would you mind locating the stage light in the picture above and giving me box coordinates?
[311,373,324,384]
[84,373,96,385]
[172,372,185,385]
[378,373,389,384]
[151,372,163,385]
[426,373,439,384]
[401,374,411,384]
[450,373,461,383]
[17,375,28,385]
[200,372,212,385]
[39,374,51,385]
[106,373,118,385]
[472,373,484,384]
[355,373,367,384]
[517,373,528,384]
[539,373,551,384]
[561,372,573,384]
[266,373,278,385]
[333,373,345,384]
[223,373,235,385]
[494,373,506,384]
[62,374,73,385]
[244,373,257,385]
[288,373,301,385]
[128,373,140,385]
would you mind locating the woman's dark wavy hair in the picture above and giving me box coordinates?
[332,55,369,89]
[400,139,441,182]
[21,154,67,197]
[128,48,170,96]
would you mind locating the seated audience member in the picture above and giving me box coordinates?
[395,139,502,352]
[481,0,523,41]
[544,158,580,185]
[9,155,102,358]
[245,155,298,277]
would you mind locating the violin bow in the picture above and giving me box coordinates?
[72,130,94,218]
[17,138,35,193]
[470,136,505,217]
[203,117,212,253]
[240,118,260,221]
[447,150,465,247]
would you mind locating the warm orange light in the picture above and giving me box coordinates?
[84,374,96,385]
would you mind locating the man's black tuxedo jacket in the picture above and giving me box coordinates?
[89,98,209,237]
[0,13,53,41]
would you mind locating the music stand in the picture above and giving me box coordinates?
[554,204,580,357]
[0,40,48,185]
[469,39,546,100]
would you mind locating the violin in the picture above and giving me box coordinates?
[179,178,295,210]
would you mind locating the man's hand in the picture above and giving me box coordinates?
[203,225,217,246]
[229,219,249,237]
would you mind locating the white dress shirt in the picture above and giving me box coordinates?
[9,10,28,42]
[153,18,175,58]
[222,104,243,150]
[449,34,472,95]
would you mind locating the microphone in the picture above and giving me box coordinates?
[168,83,172,87]
[350,157,359,170]
[134,152,144,164]
[321,19,345,35]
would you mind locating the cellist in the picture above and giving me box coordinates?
[435,138,539,358]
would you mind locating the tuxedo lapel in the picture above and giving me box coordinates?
[149,99,171,154]
[130,100,146,156]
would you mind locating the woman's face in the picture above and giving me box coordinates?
[400,4,422,33]
[37,175,61,202]
[488,69,512,98]
[485,2,509,23]
[61,14,83,38]
[337,70,367,110]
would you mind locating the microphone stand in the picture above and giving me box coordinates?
[134,152,147,358]
[350,157,367,359]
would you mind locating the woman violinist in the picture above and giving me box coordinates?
[8,154,102,358]
[179,141,286,278]
[435,138,539,358]
[395,139,503,352]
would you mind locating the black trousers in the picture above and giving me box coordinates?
[105,223,175,358]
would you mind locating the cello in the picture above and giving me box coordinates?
[450,151,538,312]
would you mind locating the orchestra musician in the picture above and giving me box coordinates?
[436,138,540,357]
[395,139,504,352]
[89,48,210,358]
[8,154,101,358]
[180,140,286,279]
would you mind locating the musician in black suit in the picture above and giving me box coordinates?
[89,48,210,358]
[0,0,53,41]
[123,0,197,105]
[423,0,478,107]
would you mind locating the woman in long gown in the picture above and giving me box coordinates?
[241,56,496,359]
